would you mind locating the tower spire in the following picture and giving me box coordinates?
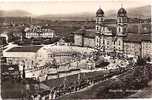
[99,5,101,8]
[121,3,123,8]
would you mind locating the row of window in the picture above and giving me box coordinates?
[26,32,54,35]
[26,33,54,38]
[96,38,121,46]
[6,58,35,69]
[118,17,127,23]
[117,27,126,33]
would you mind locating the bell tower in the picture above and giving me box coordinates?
[117,6,128,36]
[96,8,104,32]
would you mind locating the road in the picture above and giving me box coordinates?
[57,69,131,99]
[58,78,115,99]
[129,80,152,98]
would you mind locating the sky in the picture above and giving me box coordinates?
[0,0,151,15]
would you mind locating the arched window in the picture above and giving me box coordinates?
[119,27,121,32]
[119,18,121,23]
[119,41,121,45]
[123,27,126,33]
[96,26,99,31]
[107,40,109,45]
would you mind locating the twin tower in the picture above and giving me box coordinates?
[96,7,128,36]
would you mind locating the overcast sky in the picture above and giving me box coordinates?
[0,0,151,15]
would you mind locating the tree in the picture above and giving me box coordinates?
[146,57,151,62]
[136,56,146,65]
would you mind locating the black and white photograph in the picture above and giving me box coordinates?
[0,0,152,99]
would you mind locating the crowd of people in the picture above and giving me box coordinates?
[29,65,128,100]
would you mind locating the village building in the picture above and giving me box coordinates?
[73,28,96,48]
[123,33,142,57]
[24,25,55,39]
[56,38,71,46]
[3,46,49,78]
[141,33,152,60]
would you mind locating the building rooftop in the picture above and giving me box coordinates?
[0,37,7,45]
[6,46,42,52]
[84,29,96,38]
[124,33,142,43]
[96,8,104,17]
[142,33,152,41]
[74,28,96,38]
[103,19,117,24]
[44,45,96,54]
[124,33,152,43]
[107,26,117,35]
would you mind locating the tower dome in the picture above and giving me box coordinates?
[117,7,127,17]
[96,8,104,17]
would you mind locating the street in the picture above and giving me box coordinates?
[129,80,152,98]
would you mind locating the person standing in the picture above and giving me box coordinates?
[48,89,53,100]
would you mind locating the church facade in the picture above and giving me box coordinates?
[74,7,152,60]
[95,7,127,54]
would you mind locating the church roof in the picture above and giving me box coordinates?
[124,33,152,43]
[84,29,96,38]
[103,19,117,24]
[6,46,42,52]
[142,33,152,41]
[74,28,96,38]
[117,7,127,17]
[96,8,104,17]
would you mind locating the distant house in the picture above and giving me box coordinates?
[1,64,19,79]
[0,17,32,25]
[0,36,7,66]
[0,36,7,46]
[25,25,55,39]
[56,38,71,46]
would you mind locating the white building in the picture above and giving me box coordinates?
[141,34,152,59]
[56,38,71,46]
[3,46,49,78]
[74,28,96,48]
[25,25,55,39]
[3,46,49,68]
[123,33,142,57]
[0,32,8,43]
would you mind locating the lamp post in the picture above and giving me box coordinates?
[22,65,25,79]
[52,57,59,79]
[113,36,118,63]
[63,72,67,91]
[99,26,105,56]
[77,71,81,90]
[26,83,30,99]
[102,33,105,56]
[0,44,4,100]
[21,87,24,100]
